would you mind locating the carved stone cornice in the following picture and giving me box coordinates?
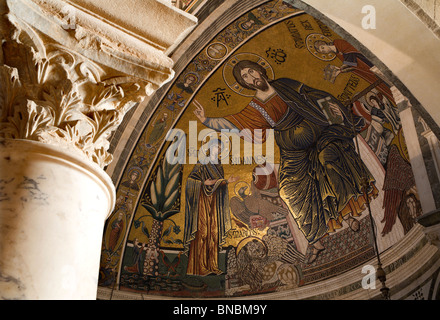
[417,209,440,250]
[0,0,197,168]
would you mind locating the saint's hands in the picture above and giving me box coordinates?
[204,179,217,186]
[193,100,206,123]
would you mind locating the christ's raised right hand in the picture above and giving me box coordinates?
[193,100,207,123]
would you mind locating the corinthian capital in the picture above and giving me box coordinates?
[0,0,197,168]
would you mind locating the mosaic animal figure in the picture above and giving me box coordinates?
[230,182,288,228]
[230,235,304,292]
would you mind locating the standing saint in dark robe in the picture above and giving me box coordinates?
[194,60,378,263]
[123,238,146,274]
[146,113,169,147]
[183,140,236,275]
[108,211,124,253]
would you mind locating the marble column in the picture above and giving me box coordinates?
[0,0,196,299]
[0,139,115,299]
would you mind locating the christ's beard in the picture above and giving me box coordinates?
[249,78,269,91]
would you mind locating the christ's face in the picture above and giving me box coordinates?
[240,67,269,91]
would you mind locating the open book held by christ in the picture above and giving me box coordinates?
[317,96,344,125]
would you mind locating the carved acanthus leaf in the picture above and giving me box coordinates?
[0,22,147,168]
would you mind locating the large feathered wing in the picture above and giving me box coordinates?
[381,145,415,236]
[230,196,254,226]
[263,235,305,264]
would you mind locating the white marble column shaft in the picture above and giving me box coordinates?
[0,139,115,299]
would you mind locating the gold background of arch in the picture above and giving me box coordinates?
[129,12,376,249]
